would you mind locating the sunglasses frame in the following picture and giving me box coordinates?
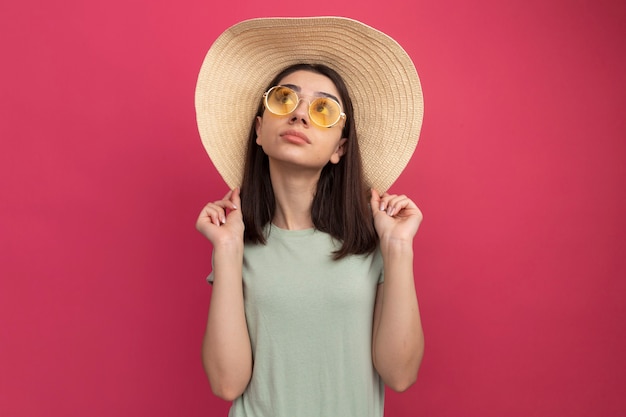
[263,85,346,128]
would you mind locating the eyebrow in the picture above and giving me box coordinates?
[281,83,341,104]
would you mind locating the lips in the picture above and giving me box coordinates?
[280,129,310,144]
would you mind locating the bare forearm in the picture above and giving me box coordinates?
[203,246,252,400]
[373,240,424,391]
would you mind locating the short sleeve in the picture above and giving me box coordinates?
[374,245,384,284]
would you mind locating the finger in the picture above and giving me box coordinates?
[384,194,410,217]
[196,208,215,230]
[221,187,242,224]
[222,188,234,203]
[201,203,227,226]
[392,198,421,218]
[378,192,396,212]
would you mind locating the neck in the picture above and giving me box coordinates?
[269,164,319,230]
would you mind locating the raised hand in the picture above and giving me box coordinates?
[370,188,423,243]
[196,188,245,247]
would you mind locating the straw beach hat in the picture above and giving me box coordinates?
[195,16,423,193]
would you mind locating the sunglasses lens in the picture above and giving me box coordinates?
[309,98,341,128]
[266,86,298,115]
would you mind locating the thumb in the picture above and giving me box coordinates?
[370,188,381,215]
[231,187,241,209]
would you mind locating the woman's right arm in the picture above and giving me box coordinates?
[196,188,252,401]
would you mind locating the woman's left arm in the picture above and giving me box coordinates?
[370,189,425,392]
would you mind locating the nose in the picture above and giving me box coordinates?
[289,99,309,126]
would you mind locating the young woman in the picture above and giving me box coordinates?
[194,17,425,417]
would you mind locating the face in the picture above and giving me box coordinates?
[255,70,347,173]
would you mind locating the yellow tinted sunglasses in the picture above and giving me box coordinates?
[263,86,346,128]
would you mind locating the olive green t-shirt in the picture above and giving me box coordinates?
[210,225,384,417]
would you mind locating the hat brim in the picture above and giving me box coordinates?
[195,16,423,193]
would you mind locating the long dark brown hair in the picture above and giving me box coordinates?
[240,63,377,259]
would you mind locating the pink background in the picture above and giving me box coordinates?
[1,0,625,416]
